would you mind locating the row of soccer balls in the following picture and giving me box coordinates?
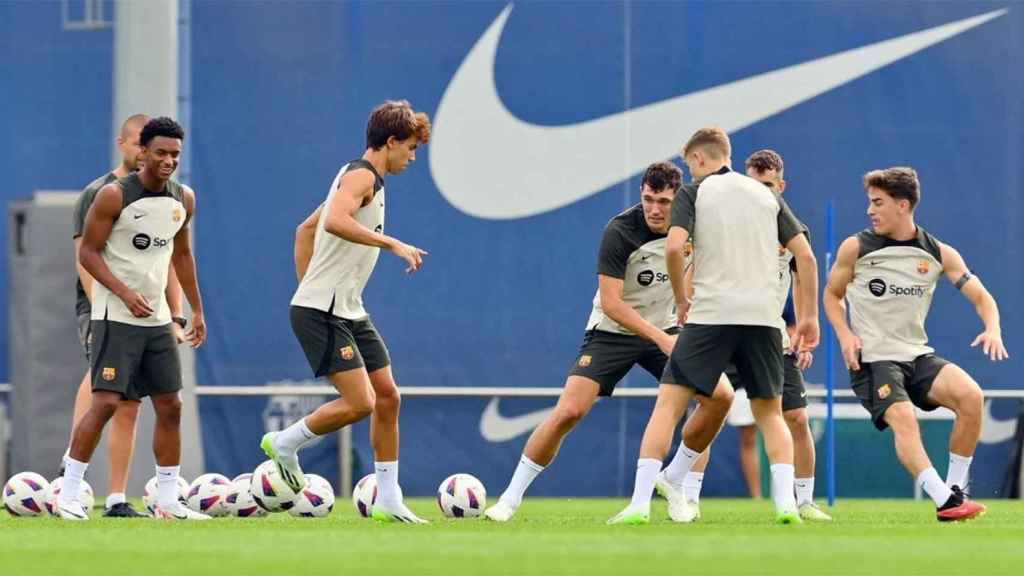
[4,462,488,520]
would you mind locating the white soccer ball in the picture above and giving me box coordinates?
[288,474,335,518]
[3,472,50,517]
[186,473,232,517]
[45,477,95,515]
[351,473,378,518]
[437,473,487,518]
[225,474,268,518]
[142,475,190,514]
[250,460,298,513]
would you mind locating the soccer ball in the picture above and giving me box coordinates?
[3,472,50,517]
[142,475,190,514]
[225,474,268,518]
[250,460,298,513]
[288,474,335,518]
[351,473,378,518]
[45,477,95,515]
[186,473,233,517]
[436,473,486,518]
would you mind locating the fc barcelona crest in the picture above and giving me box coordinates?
[917,260,930,275]
[340,346,355,361]
[578,355,592,367]
[102,367,116,381]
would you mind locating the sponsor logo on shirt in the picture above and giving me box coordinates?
[868,278,927,298]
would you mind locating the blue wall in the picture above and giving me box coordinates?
[4,1,1022,496]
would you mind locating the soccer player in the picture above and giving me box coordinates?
[59,117,206,520]
[658,150,831,522]
[483,162,734,522]
[610,128,819,525]
[64,113,188,518]
[824,167,1005,521]
[263,100,431,523]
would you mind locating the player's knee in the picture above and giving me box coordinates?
[374,386,401,416]
[884,403,918,435]
[153,396,182,424]
[350,391,376,418]
[784,408,809,431]
[955,385,983,419]
[552,404,586,428]
[91,397,119,421]
[112,401,141,426]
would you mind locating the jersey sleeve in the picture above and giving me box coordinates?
[72,187,97,239]
[776,195,803,247]
[670,183,697,234]
[596,225,631,279]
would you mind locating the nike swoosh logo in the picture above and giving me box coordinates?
[980,399,1017,444]
[133,213,145,219]
[431,6,1006,220]
[479,397,554,442]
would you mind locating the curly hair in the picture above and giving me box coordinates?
[745,149,784,175]
[864,167,920,209]
[366,100,431,150]
[140,117,185,147]
[641,162,682,192]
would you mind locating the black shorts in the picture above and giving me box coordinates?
[850,354,949,431]
[568,328,677,396]
[724,354,807,411]
[89,320,181,401]
[77,312,92,360]
[662,324,783,399]
[290,306,391,377]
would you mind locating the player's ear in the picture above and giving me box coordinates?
[777,179,786,194]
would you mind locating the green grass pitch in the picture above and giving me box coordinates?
[2,498,1023,575]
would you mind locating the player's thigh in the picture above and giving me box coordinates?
[325,366,375,408]
[662,324,738,397]
[850,360,913,431]
[731,326,784,401]
[568,330,642,397]
[352,317,392,374]
[781,353,808,412]
[290,305,366,377]
[554,375,602,420]
[137,325,183,400]
[89,319,147,402]
[922,359,981,412]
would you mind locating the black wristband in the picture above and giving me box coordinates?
[172,316,187,329]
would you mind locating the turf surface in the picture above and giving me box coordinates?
[2,498,1022,575]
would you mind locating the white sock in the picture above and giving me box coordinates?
[156,465,181,509]
[375,461,401,504]
[499,455,544,508]
[663,442,701,487]
[917,467,953,507]
[795,477,815,506]
[682,472,704,504]
[770,463,797,513]
[627,458,662,511]
[274,417,317,455]
[946,453,973,489]
[105,492,126,509]
[59,457,89,506]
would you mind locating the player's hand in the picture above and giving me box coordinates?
[795,349,814,370]
[839,333,863,371]
[675,301,690,326]
[170,321,187,344]
[118,290,154,318]
[791,318,820,353]
[971,330,1009,362]
[391,241,428,274]
[186,311,206,349]
[657,333,678,357]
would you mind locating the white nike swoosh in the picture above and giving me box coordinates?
[431,6,1007,220]
[980,399,1018,444]
[479,397,554,442]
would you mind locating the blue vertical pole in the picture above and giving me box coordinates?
[825,200,836,506]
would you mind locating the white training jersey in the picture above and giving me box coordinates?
[291,159,385,320]
[90,173,186,327]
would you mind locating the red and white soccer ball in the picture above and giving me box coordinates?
[351,473,378,518]
[186,473,232,517]
[250,460,298,513]
[142,475,190,515]
[45,477,94,515]
[225,473,268,518]
[3,472,50,517]
[436,473,487,519]
[288,474,335,518]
